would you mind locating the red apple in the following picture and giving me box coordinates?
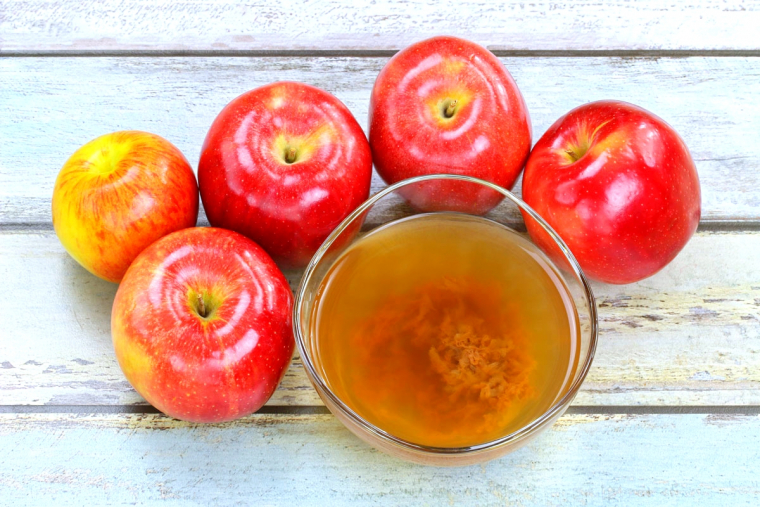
[52,131,199,282]
[111,227,294,423]
[522,100,701,284]
[198,81,372,268]
[369,36,531,214]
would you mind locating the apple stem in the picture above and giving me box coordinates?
[285,147,297,164]
[444,99,458,118]
[196,293,207,318]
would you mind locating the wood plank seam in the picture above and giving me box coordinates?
[3,50,760,58]
[2,405,760,415]
[4,221,760,233]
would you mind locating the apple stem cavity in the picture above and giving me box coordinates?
[564,141,590,164]
[565,148,582,162]
[563,120,611,164]
[196,293,207,318]
[284,147,298,164]
[443,99,458,119]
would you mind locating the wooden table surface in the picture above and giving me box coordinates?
[1,1,759,505]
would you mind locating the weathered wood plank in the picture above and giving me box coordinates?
[2,230,758,407]
[1,56,759,225]
[0,412,758,505]
[1,0,759,52]
[0,230,313,406]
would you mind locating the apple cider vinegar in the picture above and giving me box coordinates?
[310,213,581,448]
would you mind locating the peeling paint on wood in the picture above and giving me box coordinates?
[2,231,758,407]
[1,0,759,52]
[0,413,758,505]
[2,0,759,502]
[1,57,759,225]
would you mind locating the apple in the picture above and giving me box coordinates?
[52,131,199,283]
[522,100,701,284]
[111,227,294,423]
[198,81,372,268]
[369,35,532,214]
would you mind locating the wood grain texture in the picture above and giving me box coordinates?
[1,0,760,52]
[1,56,759,226]
[0,412,758,505]
[1,2,758,499]
[2,230,758,407]
[0,230,314,407]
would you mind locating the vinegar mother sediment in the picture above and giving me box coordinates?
[311,213,580,448]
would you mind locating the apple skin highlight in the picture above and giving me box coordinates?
[52,131,199,283]
[522,100,701,284]
[198,81,372,269]
[369,35,532,214]
[112,227,295,423]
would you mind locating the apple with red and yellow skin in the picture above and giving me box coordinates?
[52,131,199,283]
[112,227,294,423]
[198,81,372,268]
[369,36,532,214]
[522,100,701,284]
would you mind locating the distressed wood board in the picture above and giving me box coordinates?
[1,57,759,226]
[2,0,760,52]
[2,230,758,407]
[0,412,759,505]
[2,0,760,502]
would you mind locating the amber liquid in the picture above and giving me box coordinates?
[311,213,580,448]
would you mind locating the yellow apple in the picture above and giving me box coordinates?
[52,131,199,282]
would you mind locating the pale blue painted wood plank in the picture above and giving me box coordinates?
[2,231,759,407]
[0,413,758,505]
[2,0,759,52]
[1,57,759,224]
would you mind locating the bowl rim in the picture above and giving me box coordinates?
[293,173,598,455]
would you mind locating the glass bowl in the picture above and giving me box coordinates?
[293,174,597,466]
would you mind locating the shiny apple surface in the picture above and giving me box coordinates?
[52,131,199,282]
[198,81,372,268]
[369,36,532,214]
[112,227,295,423]
[522,100,701,284]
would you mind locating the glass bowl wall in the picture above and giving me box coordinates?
[293,174,597,466]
